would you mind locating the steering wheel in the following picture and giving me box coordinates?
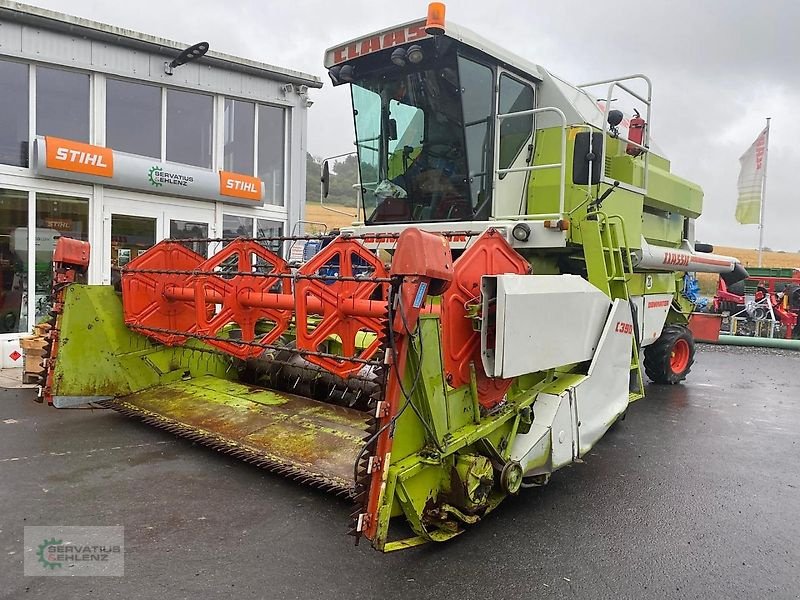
[425,142,462,160]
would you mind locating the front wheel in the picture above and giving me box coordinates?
[644,324,695,384]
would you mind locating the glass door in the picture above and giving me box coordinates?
[168,218,209,258]
[102,198,214,285]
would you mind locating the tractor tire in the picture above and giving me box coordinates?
[644,324,695,385]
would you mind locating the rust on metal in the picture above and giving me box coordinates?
[102,375,369,495]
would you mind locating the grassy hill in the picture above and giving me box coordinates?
[304,202,358,231]
[696,246,800,295]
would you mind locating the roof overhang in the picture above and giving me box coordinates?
[0,0,323,88]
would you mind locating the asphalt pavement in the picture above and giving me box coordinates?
[0,344,798,599]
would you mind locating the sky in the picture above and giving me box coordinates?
[28,0,800,251]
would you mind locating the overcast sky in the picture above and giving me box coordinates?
[30,0,800,251]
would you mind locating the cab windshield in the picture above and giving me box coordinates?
[351,51,494,224]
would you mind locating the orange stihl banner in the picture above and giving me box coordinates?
[219,171,263,201]
[45,137,114,177]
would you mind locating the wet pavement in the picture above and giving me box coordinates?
[0,344,798,599]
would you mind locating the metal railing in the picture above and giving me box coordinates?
[492,106,567,217]
[578,74,653,195]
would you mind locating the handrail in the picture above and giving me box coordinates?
[578,74,653,195]
[493,106,568,216]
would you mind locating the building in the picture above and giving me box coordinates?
[0,1,321,366]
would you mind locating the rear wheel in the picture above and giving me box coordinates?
[644,324,695,384]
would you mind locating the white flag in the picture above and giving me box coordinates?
[735,127,768,225]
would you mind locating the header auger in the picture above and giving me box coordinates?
[40,3,749,551]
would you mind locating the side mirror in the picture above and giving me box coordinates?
[321,160,330,199]
[572,131,603,185]
[388,118,398,141]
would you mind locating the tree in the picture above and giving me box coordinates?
[305,152,322,204]
[305,152,360,207]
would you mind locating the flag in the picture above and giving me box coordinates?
[735,126,768,225]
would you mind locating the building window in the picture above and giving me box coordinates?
[224,99,255,175]
[36,66,90,142]
[166,89,213,168]
[0,59,29,167]
[35,194,89,322]
[169,219,208,258]
[106,79,161,158]
[110,215,157,290]
[257,105,286,205]
[0,190,28,334]
[222,214,254,238]
[256,218,283,256]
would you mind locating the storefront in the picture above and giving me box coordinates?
[0,2,321,366]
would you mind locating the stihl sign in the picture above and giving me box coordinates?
[219,171,263,201]
[327,21,429,66]
[35,137,266,206]
[45,137,114,177]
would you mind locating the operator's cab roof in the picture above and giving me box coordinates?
[324,17,611,131]
[325,17,543,82]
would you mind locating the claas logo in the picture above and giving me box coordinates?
[329,22,428,64]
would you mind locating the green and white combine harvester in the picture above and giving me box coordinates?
[41,4,747,551]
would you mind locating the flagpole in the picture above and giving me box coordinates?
[758,117,771,267]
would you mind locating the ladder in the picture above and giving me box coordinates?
[582,212,645,401]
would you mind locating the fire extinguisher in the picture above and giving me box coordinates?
[627,109,646,157]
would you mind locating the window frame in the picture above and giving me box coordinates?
[255,102,289,206]
[164,86,215,169]
[0,182,94,340]
[496,70,536,174]
[105,77,163,159]
[222,97,256,175]
[0,57,31,169]
[456,52,497,218]
[35,64,93,144]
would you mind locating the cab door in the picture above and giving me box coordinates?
[493,71,536,218]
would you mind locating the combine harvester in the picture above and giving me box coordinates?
[39,4,746,551]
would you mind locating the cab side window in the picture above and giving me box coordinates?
[457,56,494,212]
[498,74,534,172]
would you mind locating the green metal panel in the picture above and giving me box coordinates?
[641,209,684,247]
[604,137,703,219]
[626,272,680,296]
[52,285,232,400]
[745,267,799,279]
[526,127,645,246]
